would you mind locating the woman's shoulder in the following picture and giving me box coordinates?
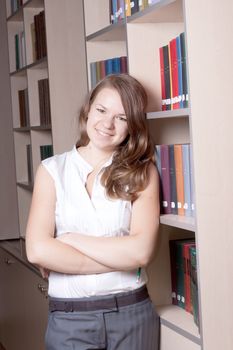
[40,146,75,180]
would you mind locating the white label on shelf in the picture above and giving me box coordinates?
[162,201,168,207]
[171,202,176,208]
[184,203,188,209]
[177,202,182,209]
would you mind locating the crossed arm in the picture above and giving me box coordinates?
[26,163,160,275]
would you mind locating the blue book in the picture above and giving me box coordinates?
[182,144,192,216]
[90,62,97,89]
[111,0,118,23]
[176,35,183,108]
[112,57,121,73]
[105,58,114,75]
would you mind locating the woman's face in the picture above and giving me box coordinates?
[86,87,129,153]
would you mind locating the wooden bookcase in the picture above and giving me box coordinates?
[83,1,233,350]
[2,0,233,349]
[4,0,88,238]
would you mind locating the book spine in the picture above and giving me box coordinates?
[159,47,166,111]
[174,144,185,215]
[180,32,188,107]
[182,144,192,216]
[169,144,178,214]
[160,144,171,214]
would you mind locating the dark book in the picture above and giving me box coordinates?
[184,241,195,313]
[180,32,188,107]
[159,46,166,111]
[26,144,33,184]
[169,239,195,309]
[160,144,171,214]
[162,45,171,110]
[176,35,183,108]
[120,56,128,73]
[190,246,199,327]
[130,0,139,15]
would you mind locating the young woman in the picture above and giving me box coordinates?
[26,73,160,350]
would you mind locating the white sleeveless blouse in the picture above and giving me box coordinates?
[42,146,147,298]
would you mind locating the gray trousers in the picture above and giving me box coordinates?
[45,289,160,350]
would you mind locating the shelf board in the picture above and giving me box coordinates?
[147,108,190,119]
[10,66,27,77]
[157,304,201,345]
[10,57,47,76]
[13,126,30,132]
[128,0,183,24]
[160,214,195,231]
[24,0,44,9]
[86,21,126,42]
[26,56,48,70]
[31,125,51,131]
[17,181,33,191]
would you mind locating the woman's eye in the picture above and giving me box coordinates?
[116,115,127,122]
[96,108,105,113]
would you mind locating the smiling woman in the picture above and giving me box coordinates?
[26,73,160,350]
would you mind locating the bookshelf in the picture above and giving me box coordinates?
[2,0,233,349]
[83,1,233,350]
[4,0,88,238]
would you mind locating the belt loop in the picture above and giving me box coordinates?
[114,295,119,310]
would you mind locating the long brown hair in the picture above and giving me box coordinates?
[76,74,154,201]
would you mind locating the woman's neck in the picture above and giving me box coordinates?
[77,144,113,169]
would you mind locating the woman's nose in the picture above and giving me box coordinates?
[102,115,115,129]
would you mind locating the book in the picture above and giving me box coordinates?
[168,144,178,214]
[169,239,195,310]
[184,241,195,313]
[182,144,192,216]
[190,246,199,327]
[180,32,188,107]
[174,144,185,215]
[162,45,171,110]
[169,38,179,109]
[176,35,183,108]
[160,144,171,214]
[159,46,166,111]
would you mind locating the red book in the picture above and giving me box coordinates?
[169,38,179,109]
[174,144,185,215]
[159,47,166,111]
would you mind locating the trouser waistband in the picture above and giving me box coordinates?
[49,285,149,312]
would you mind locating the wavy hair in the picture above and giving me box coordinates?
[76,74,154,201]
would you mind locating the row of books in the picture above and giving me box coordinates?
[10,0,22,14]
[169,239,199,327]
[155,143,194,217]
[15,31,26,70]
[90,56,128,88]
[18,88,29,127]
[110,0,161,23]
[38,78,51,126]
[159,32,188,110]
[26,144,53,183]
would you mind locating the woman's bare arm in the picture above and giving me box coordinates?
[26,164,115,274]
